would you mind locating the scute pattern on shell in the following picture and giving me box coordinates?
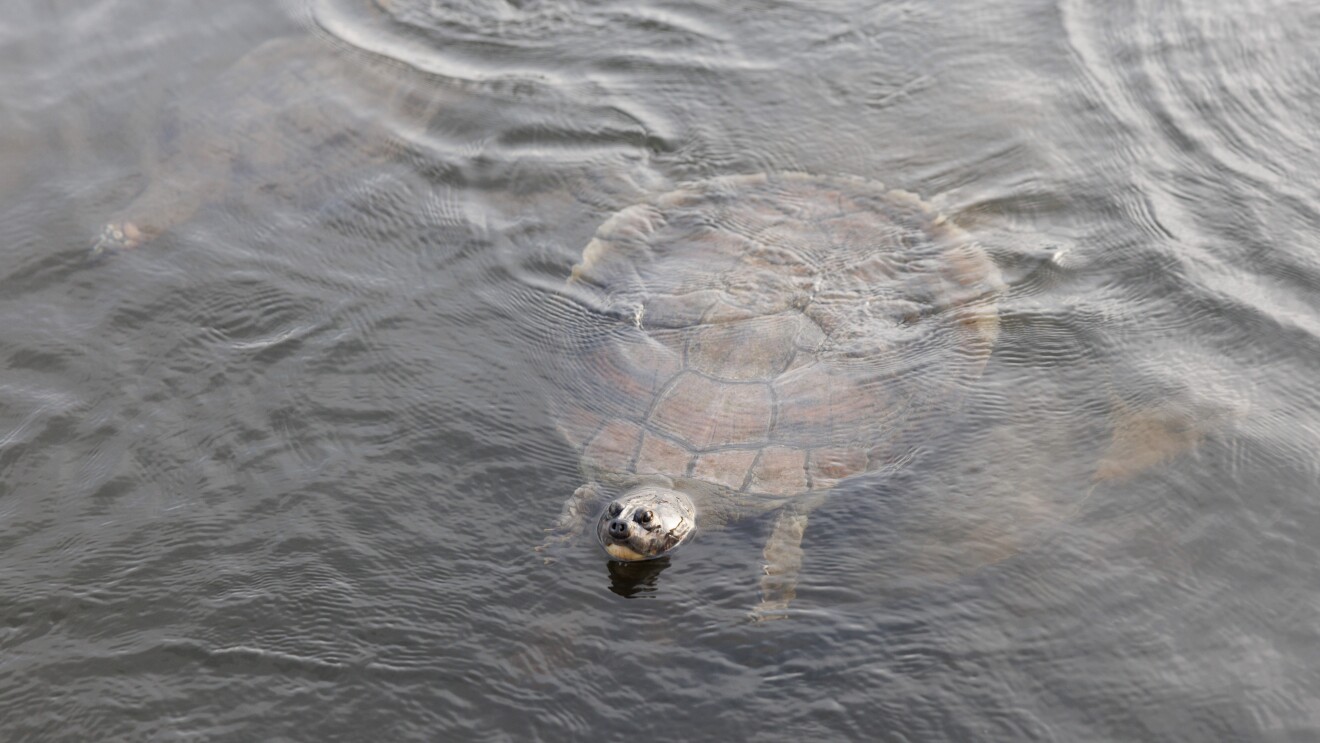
[552,173,1001,498]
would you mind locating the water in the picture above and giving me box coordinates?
[2,0,1318,739]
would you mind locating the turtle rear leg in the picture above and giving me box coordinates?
[90,114,238,257]
[91,164,225,256]
[90,220,149,256]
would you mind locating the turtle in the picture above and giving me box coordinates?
[538,172,1005,616]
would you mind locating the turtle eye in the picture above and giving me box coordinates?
[636,509,654,524]
[608,502,623,517]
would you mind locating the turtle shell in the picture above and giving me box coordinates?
[551,173,1001,497]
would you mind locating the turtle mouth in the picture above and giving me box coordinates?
[597,521,691,562]
[602,540,652,562]
[597,519,653,561]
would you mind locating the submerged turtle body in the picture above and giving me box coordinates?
[559,173,1002,491]
[546,173,1003,611]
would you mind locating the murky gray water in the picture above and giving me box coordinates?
[2,0,1318,739]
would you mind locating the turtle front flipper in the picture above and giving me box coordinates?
[536,483,603,563]
[753,493,825,620]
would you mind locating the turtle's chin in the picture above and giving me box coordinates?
[596,485,696,562]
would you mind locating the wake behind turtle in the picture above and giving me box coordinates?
[539,172,1003,616]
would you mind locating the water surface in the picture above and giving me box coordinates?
[1,0,1318,740]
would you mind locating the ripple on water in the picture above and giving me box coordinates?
[5,0,1320,739]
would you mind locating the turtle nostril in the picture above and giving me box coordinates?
[608,519,632,539]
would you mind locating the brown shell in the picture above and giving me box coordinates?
[553,173,1001,498]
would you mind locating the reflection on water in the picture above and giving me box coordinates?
[1,0,1318,739]
[606,557,671,598]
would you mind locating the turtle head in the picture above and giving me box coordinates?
[597,486,695,561]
